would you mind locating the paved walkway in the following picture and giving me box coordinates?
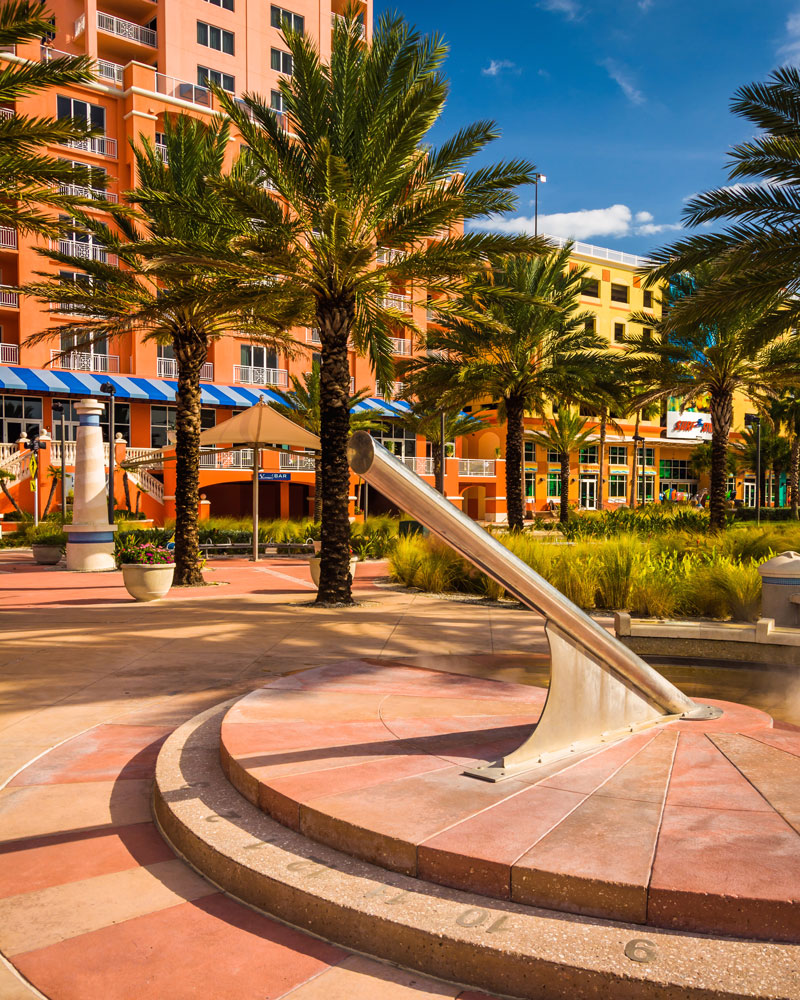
[0,553,543,999]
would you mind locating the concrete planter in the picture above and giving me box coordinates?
[309,555,357,588]
[121,563,175,602]
[31,544,63,565]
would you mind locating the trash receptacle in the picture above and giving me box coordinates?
[758,550,800,628]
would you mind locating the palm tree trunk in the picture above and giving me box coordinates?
[598,412,607,511]
[432,438,444,494]
[708,390,733,531]
[790,434,799,520]
[314,457,322,523]
[630,410,640,507]
[559,452,570,524]
[0,476,22,516]
[122,471,131,512]
[505,395,524,531]
[42,476,58,517]
[317,297,356,606]
[173,344,205,587]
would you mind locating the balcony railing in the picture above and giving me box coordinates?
[65,134,118,158]
[156,73,212,108]
[305,328,320,344]
[279,452,316,471]
[157,357,214,380]
[154,142,168,162]
[59,182,118,204]
[390,337,411,355]
[547,234,651,270]
[58,239,115,263]
[459,459,496,477]
[375,381,405,399]
[0,286,19,308]
[95,12,157,47]
[402,456,434,476]
[380,293,413,314]
[0,226,16,248]
[376,246,405,265]
[50,350,119,373]
[199,448,255,470]
[332,12,365,37]
[0,108,12,120]
[0,343,18,364]
[97,58,124,85]
[233,365,288,387]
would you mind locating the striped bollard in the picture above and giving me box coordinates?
[65,398,117,571]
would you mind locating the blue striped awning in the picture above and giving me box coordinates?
[0,366,412,415]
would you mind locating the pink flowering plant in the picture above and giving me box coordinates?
[116,536,174,568]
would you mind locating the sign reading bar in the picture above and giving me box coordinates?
[258,472,291,481]
[666,411,712,440]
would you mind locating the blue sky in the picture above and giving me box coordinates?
[375,0,798,255]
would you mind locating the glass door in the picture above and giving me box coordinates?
[579,475,597,510]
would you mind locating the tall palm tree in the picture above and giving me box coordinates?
[401,246,604,530]
[395,406,489,492]
[173,9,543,604]
[736,422,790,509]
[23,114,305,585]
[271,362,386,522]
[0,1,103,236]
[626,270,800,529]
[771,392,800,518]
[527,410,596,525]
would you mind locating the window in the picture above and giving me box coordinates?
[633,446,655,466]
[270,5,304,32]
[55,270,94,313]
[60,329,107,357]
[609,445,627,465]
[57,95,105,132]
[581,277,599,298]
[642,327,652,345]
[204,0,233,10]
[240,344,278,370]
[610,283,629,304]
[643,290,653,308]
[613,322,625,343]
[0,395,42,444]
[524,440,535,463]
[371,423,417,460]
[579,445,598,464]
[525,471,534,499]
[197,21,234,54]
[636,475,655,502]
[609,473,627,499]
[547,448,560,463]
[270,89,284,113]
[197,66,234,92]
[151,405,214,448]
[584,316,595,335]
[660,459,691,479]
[271,48,293,74]
[547,472,561,498]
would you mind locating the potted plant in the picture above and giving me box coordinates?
[28,524,67,565]
[309,547,357,588]
[116,537,175,602]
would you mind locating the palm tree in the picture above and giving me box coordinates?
[42,464,62,517]
[395,406,489,493]
[0,468,22,517]
[736,423,790,509]
[23,114,305,585]
[271,362,386,522]
[646,67,800,339]
[0,1,103,237]
[626,269,800,529]
[179,9,542,604]
[401,246,604,530]
[527,410,596,524]
[771,393,800,518]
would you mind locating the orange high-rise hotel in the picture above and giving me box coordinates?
[0,0,750,525]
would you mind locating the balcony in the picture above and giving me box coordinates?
[332,12,365,37]
[157,357,214,380]
[155,142,168,162]
[233,365,289,388]
[375,381,405,399]
[0,343,18,364]
[97,58,124,85]
[380,293,413,314]
[305,328,321,344]
[376,246,405,265]
[0,286,19,308]
[91,12,157,48]
[51,350,119,373]
[0,108,11,120]
[156,74,212,108]
[0,227,16,248]
[390,337,411,355]
[402,456,434,476]
[279,452,316,471]
[64,134,118,159]
[459,459,496,477]
[59,182,118,204]
[57,239,115,264]
[199,448,255,470]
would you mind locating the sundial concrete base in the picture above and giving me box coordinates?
[154,660,800,1000]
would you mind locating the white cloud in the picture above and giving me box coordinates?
[482,59,518,77]
[473,204,681,241]
[780,11,800,61]
[600,58,646,105]
[538,0,581,20]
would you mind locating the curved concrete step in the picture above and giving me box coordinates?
[153,700,798,1000]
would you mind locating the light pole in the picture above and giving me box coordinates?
[100,382,116,524]
[52,401,66,523]
[437,410,446,495]
[533,173,547,237]
[633,433,646,507]
[746,413,761,525]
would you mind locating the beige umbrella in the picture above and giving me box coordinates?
[199,397,320,561]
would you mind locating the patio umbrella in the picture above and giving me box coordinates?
[199,397,320,561]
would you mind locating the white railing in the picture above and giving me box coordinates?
[305,328,320,344]
[0,286,19,307]
[0,343,18,364]
[375,381,405,399]
[59,182,117,204]
[97,58,124,85]
[124,447,164,466]
[154,142,168,162]
[156,357,214,380]
[376,246,405,264]
[459,459,496,477]
[156,73,212,108]
[0,448,31,480]
[402,456,434,476]
[233,365,288,387]
[390,337,411,355]
[332,12,365,37]
[380,293,413,313]
[50,350,119,373]
[0,443,17,465]
[96,12,157,47]
[279,452,315,471]
[50,440,76,465]
[0,226,16,248]
[58,239,114,263]
[199,448,255,470]
[66,134,118,158]
[0,108,12,120]
[127,466,163,502]
[547,234,651,269]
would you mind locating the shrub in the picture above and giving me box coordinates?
[26,524,67,549]
[115,536,174,567]
[594,535,637,609]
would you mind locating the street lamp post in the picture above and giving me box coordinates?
[533,173,547,237]
[52,401,66,522]
[745,413,762,525]
[633,433,646,507]
[100,382,116,524]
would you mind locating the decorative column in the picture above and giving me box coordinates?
[65,398,117,571]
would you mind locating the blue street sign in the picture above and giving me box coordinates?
[258,472,291,481]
